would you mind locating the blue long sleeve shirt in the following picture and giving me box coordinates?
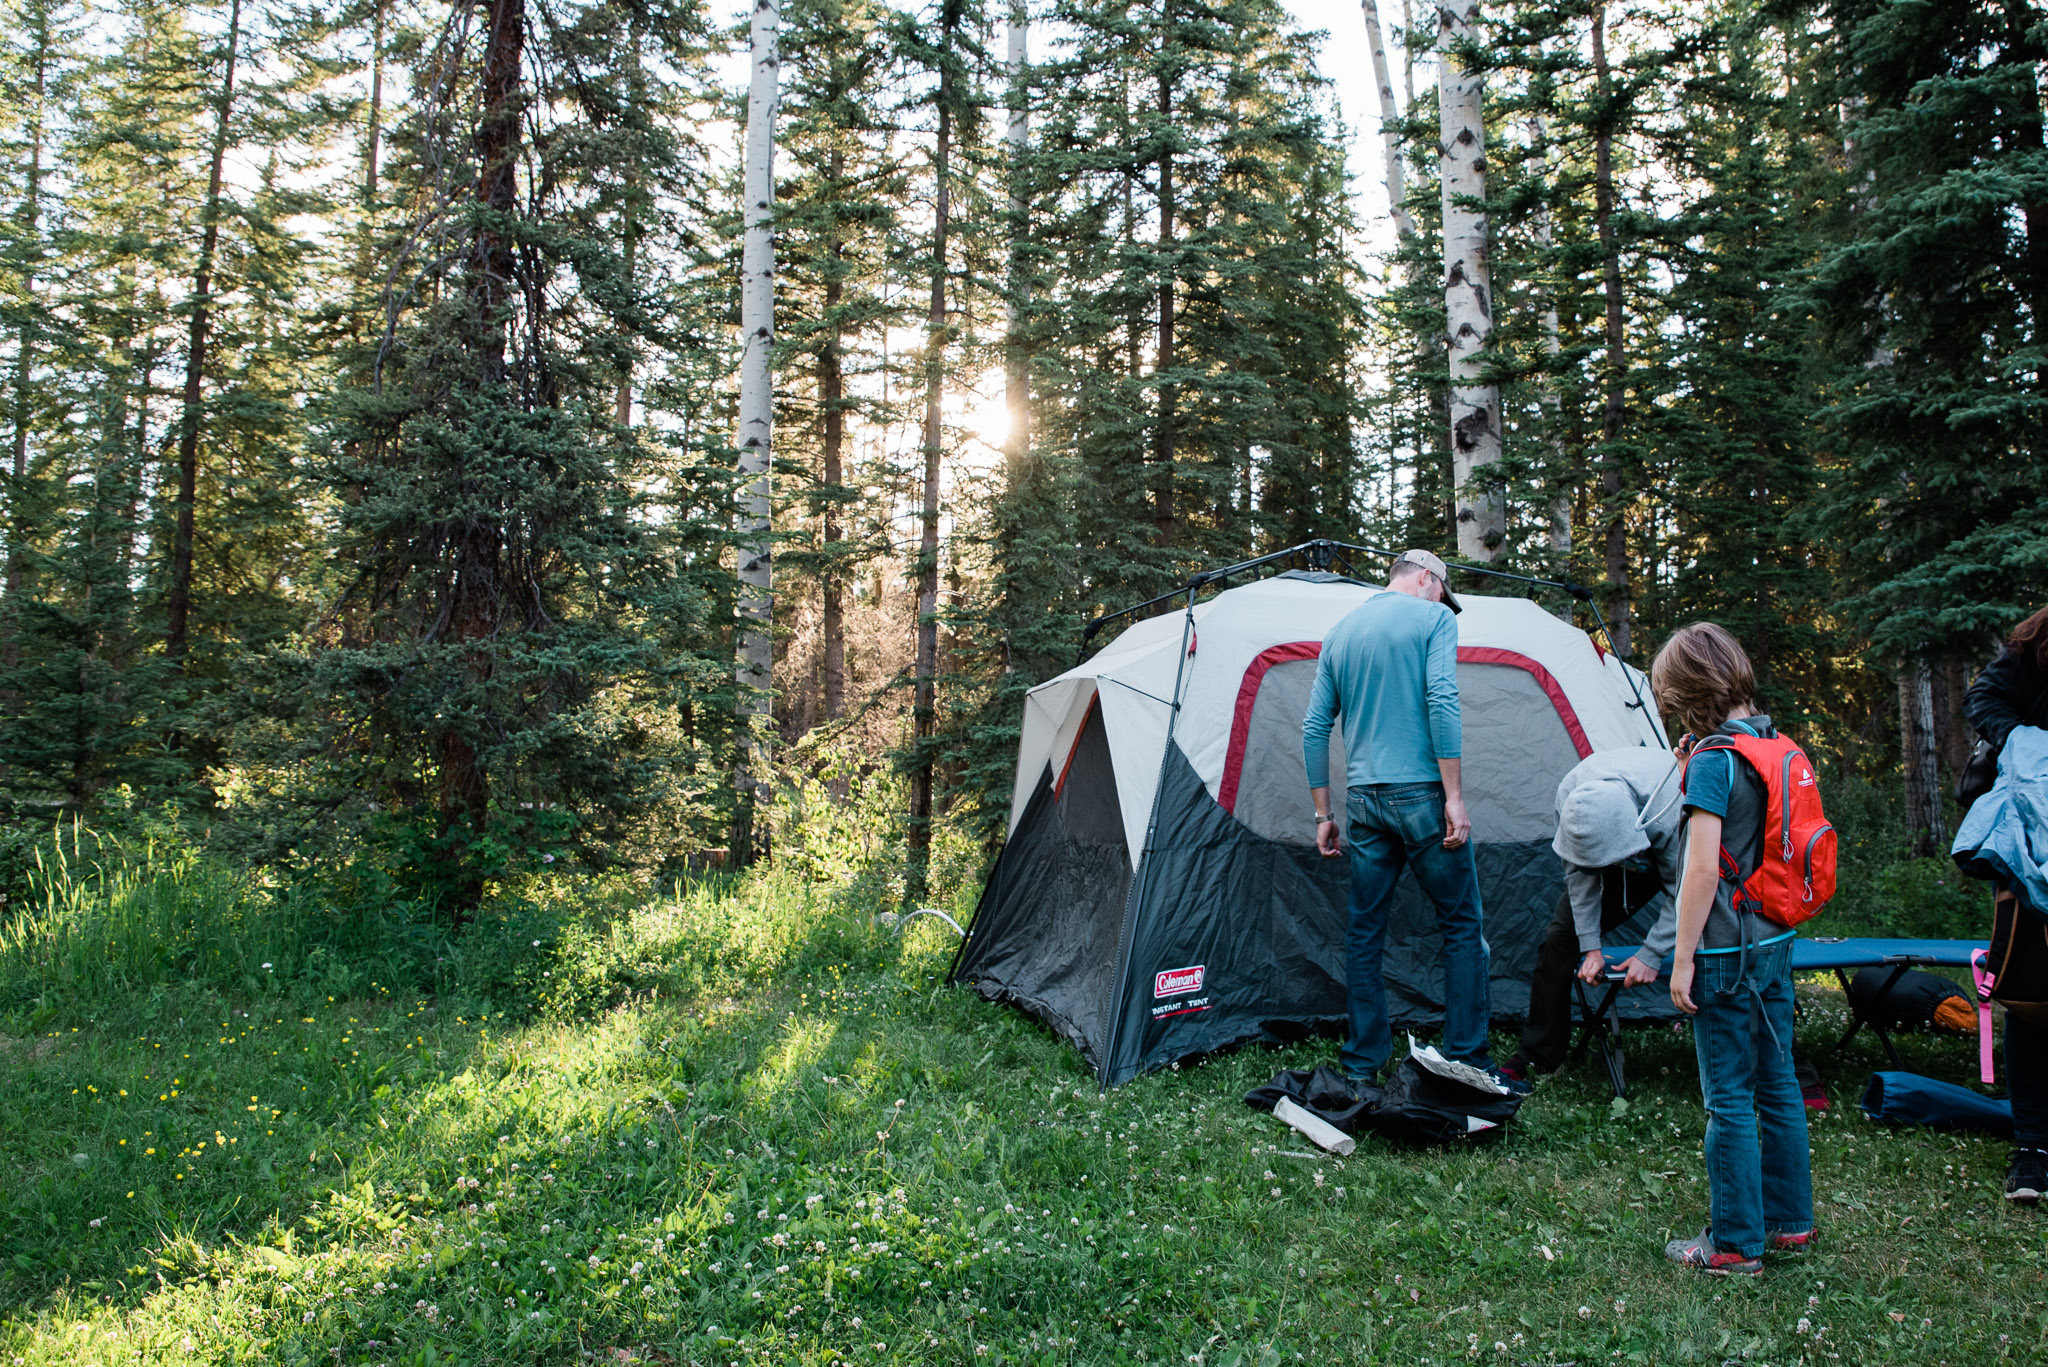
[1302,592,1461,789]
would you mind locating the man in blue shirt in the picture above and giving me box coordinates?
[1304,549,1492,1084]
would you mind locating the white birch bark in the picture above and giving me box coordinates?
[1003,0,1030,472]
[1438,0,1504,561]
[1361,0,1415,243]
[734,0,781,833]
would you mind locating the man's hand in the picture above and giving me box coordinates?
[1316,818,1342,858]
[1442,793,1472,848]
[1577,949,1606,984]
[1670,957,1698,1015]
[1622,954,1660,988]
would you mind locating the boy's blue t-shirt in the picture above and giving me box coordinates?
[1681,714,1792,954]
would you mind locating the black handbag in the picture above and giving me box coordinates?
[1957,683,2048,812]
[1957,737,2001,811]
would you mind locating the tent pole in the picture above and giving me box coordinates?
[1096,578,1202,1090]
[1078,538,1603,665]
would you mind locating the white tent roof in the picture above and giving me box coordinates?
[1011,573,1666,864]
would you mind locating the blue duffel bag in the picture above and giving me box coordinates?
[1861,1070,2013,1137]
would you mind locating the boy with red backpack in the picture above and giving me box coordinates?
[1651,622,1834,1276]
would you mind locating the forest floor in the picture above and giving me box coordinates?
[1,860,2040,1367]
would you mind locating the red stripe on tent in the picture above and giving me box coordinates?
[1218,642,1323,812]
[1053,693,1100,800]
[1456,646,1594,759]
[1215,641,1596,814]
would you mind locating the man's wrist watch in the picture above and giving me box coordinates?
[1313,810,1332,824]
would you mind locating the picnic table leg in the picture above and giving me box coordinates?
[1831,968,1862,1050]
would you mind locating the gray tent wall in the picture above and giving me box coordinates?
[952,591,1675,1087]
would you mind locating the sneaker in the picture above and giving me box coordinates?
[1664,1228,1762,1277]
[1767,1228,1815,1251]
[2007,1148,2048,1203]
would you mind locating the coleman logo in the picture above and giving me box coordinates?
[1154,965,1205,998]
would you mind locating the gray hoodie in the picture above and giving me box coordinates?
[1552,747,1685,969]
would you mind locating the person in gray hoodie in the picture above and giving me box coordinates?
[1501,745,1684,1082]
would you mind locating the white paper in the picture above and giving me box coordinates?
[1407,1034,1511,1095]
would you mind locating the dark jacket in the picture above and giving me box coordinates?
[1964,645,2048,751]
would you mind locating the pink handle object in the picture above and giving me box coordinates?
[1973,949,1996,1086]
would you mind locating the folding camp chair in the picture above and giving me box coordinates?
[1569,966,1633,1098]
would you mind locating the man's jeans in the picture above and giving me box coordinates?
[1341,781,1491,1079]
[1691,937,1812,1257]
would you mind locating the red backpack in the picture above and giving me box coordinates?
[1684,731,1838,928]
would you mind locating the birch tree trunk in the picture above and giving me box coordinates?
[166,0,242,663]
[733,0,781,863]
[1361,0,1415,243]
[1438,0,1504,562]
[1003,0,1030,476]
[907,0,960,903]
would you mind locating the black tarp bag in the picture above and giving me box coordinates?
[1245,1057,1523,1147]
[1362,1056,1523,1145]
[1243,1065,1379,1134]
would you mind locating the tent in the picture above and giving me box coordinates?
[950,561,1672,1088]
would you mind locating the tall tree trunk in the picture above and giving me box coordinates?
[435,0,526,902]
[908,2,960,904]
[1361,0,1415,243]
[1003,0,1030,478]
[1530,115,1572,567]
[365,0,385,205]
[615,7,644,429]
[1901,658,1944,857]
[1438,0,1503,562]
[2,1,52,677]
[1152,15,1176,545]
[1591,5,1631,653]
[165,0,242,664]
[733,0,782,863]
[820,151,847,723]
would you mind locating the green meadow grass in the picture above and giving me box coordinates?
[1,846,2043,1366]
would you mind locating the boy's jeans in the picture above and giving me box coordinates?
[1692,937,1812,1257]
[1341,781,1492,1079]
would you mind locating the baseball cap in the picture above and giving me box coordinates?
[1390,549,1463,614]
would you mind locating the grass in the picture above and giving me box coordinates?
[1,823,2043,1365]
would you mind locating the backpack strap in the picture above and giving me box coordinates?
[1683,734,1757,906]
